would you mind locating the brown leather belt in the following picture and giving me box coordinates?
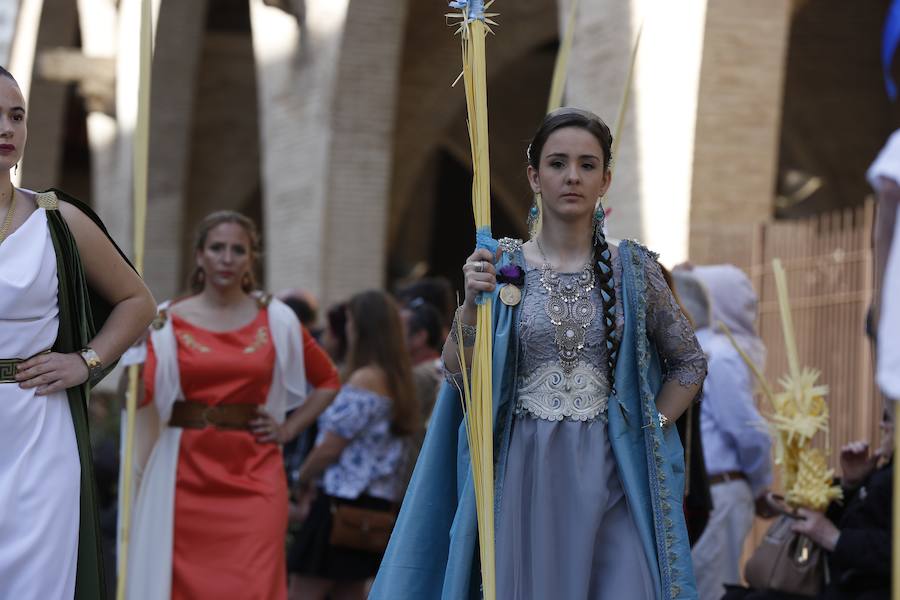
[709,470,747,486]
[169,401,259,430]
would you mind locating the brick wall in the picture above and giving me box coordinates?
[181,30,261,287]
[16,1,816,301]
[142,0,208,299]
[250,0,348,304]
[689,0,791,248]
[320,0,410,304]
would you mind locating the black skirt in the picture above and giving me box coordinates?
[288,491,393,581]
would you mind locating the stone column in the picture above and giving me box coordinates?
[76,0,123,239]
[140,0,208,299]
[0,0,20,66]
[689,0,791,258]
[14,0,74,190]
[251,0,409,306]
[319,0,410,303]
[564,0,708,266]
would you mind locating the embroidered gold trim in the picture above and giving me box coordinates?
[178,332,210,353]
[243,326,269,354]
[0,359,19,383]
[36,192,59,210]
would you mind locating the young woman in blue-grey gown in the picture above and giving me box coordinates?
[371,108,708,600]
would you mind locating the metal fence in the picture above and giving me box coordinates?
[690,199,886,565]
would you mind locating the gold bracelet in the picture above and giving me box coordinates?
[658,411,671,429]
[78,346,103,383]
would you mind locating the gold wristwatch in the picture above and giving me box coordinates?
[78,347,103,382]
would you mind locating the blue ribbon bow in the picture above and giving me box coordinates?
[474,226,498,305]
[449,0,485,21]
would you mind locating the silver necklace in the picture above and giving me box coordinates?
[536,239,596,374]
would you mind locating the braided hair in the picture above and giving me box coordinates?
[527,108,620,392]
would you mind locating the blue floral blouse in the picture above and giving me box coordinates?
[317,384,409,502]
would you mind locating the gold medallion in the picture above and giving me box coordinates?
[499,284,522,306]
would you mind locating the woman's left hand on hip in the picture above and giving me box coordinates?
[250,408,287,444]
[16,352,89,395]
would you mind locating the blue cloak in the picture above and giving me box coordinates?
[370,240,697,600]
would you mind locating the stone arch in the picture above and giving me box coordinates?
[774,0,898,218]
[386,0,560,287]
[251,0,412,306]
[252,0,564,307]
[17,0,80,192]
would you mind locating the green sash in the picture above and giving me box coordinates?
[44,188,134,600]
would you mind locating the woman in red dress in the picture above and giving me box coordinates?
[125,211,340,600]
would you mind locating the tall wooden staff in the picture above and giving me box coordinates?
[116,0,152,597]
[448,0,497,597]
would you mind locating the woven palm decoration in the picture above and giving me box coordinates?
[721,259,842,512]
[448,1,498,597]
[768,260,842,511]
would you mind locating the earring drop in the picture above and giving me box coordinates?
[527,192,542,236]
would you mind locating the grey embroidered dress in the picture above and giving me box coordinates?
[495,246,706,600]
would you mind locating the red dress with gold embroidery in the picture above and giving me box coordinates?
[143,308,302,600]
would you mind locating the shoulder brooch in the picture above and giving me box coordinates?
[150,309,169,330]
[498,237,523,255]
[36,192,59,210]
[256,292,273,308]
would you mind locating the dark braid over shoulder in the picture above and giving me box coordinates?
[593,233,619,392]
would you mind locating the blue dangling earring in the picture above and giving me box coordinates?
[593,199,607,244]
[527,192,542,237]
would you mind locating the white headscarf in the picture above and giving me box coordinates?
[692,264,766,370]
[672,270,712,330]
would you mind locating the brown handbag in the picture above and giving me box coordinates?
[328,503,396,554]
[743,495,825,598]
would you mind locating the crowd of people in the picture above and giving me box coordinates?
[0,57,896,600]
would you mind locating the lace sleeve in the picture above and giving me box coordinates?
[645,259,708,389]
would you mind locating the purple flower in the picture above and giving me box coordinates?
[497,264,525,287]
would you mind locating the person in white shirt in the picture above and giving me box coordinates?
[676,266,774,600]
[868,131,900,402]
